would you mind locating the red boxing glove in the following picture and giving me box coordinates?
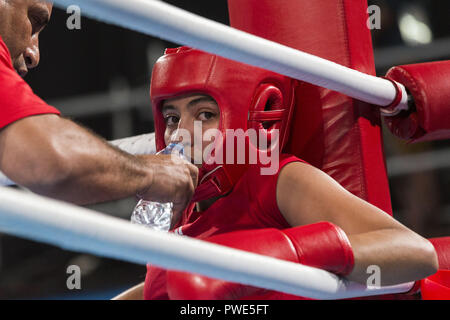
[167,222,355,300]
[384,61,450,143]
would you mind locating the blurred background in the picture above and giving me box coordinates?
[0,0,449,299]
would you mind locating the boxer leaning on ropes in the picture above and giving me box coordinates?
[0,1,198,217]
[114,47,438,300]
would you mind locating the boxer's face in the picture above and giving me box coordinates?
[162,94,220,166]
[0,0,52,77]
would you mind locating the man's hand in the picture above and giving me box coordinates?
[138,154,198,226]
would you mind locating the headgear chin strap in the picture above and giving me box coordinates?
[151,47,296,202]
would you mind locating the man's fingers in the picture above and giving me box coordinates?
[172,198,189,227]
[170,164,196,226]
[187,163,199,188]
[170,206,183,229]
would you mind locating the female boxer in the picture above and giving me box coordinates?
[115,47,438,300]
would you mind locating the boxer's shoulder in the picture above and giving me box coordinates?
[244,153,308,181]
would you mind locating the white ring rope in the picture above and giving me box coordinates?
[52,0,409,113]
[0,187,414,299]
[109,133,156,155]
[0,172,14,187]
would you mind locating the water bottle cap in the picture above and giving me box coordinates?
[159,143,186,160]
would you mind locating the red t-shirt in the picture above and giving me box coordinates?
[144,154,306,300]
[0,36,60,129]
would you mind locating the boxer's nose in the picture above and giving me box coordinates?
[24,35,40,70]
[170,118,196,147]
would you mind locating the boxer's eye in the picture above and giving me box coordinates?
[164,115,179,127]
[29,16,39,35]
[28,9,49,35]
[198,111,215,121]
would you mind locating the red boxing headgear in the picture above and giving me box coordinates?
[151,47,296,202]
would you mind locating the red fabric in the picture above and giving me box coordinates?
[144,154,303,300]
[228,0,393,216]
[384,61,450,143]
[0,36,60,129]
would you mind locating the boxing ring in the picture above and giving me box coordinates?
[0,0,447,299]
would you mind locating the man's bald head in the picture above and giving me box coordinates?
[0,0,53,77]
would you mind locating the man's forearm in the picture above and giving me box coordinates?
[29,128,157,205]
[0,133,156,187]
[37,139,155,205]
[0,115,155,205]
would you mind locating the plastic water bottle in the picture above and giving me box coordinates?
[130,143,186,232]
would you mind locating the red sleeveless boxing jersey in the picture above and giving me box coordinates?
[144,154,305,300]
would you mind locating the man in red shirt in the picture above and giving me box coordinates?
[0,1,197,217]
